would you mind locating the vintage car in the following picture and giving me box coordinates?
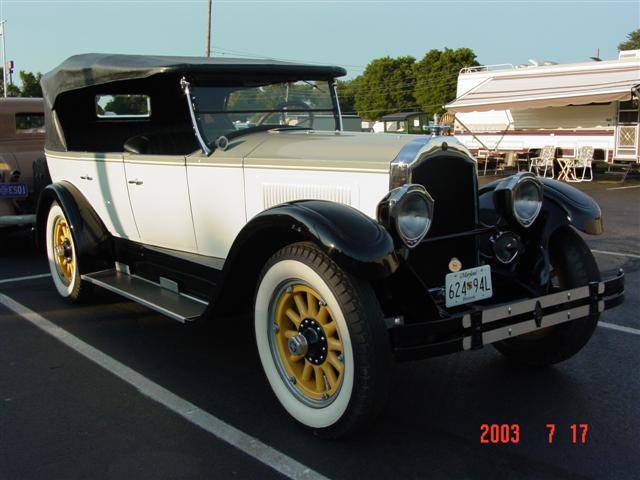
[38,54,624,438]
[0,97,48,234]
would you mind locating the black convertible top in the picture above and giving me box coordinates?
[41,53,347,109]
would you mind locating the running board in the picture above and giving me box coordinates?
[81,269,207,323]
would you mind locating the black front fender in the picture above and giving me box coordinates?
[208,200,399,317]
[36,181,112,273]
[227,200,399,280]
[479,176,602,237]
[479,176,602,292]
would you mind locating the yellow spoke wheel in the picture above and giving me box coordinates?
[52,217,74,285]
[271,283,345,404]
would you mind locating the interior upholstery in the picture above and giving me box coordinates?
[124,130,200,155]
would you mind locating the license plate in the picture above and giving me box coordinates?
[0,183,28,198]
[445,265,493,308]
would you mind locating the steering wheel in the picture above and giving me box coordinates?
[255,100,315,128]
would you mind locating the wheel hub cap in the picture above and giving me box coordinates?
[287,333,309,356]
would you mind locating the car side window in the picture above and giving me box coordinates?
[96,94,151,119]
[15,113,45,134]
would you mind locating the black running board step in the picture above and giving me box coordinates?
[81,269,207,322]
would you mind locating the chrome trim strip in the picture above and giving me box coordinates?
[463,300,602,348]
[388,136,475,189]
[481,285,591,324]
[483,304,592,345]
[180,77,212,156]
[332,81,344,131]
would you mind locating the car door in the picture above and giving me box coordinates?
[186,138,252,259]
[124,153,197,252]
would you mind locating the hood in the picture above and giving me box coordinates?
[243,130,418,172]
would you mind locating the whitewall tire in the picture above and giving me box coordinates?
[45,202,91,301]
[254,242,392,438]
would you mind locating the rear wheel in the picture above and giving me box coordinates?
[45,202,92,301]
[494,227,601,366]
[254,243,392,438]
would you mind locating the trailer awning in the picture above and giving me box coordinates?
[446,63,640,113]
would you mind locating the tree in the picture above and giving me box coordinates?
[413,48,479,116]
[104,95,149,115]
[336,77,360,114]
[0,68,21,97]
[353,56,416,120]
[618,29,640,51]
[19,71,43,97]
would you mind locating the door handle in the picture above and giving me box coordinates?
[80,174,93,180]
[128,179,143,185]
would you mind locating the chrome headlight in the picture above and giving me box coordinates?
[494,173,543,228]
[377,184,434,248]
[512,176,543,227]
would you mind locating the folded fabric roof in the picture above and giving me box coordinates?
[446,61,640,113]
[41,53,347,110]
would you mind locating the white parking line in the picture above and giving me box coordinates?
[0,273,51,285]
[599,322,640,336]
[0,293,328,480]
[592,250,640,260]
[606,185,640,191]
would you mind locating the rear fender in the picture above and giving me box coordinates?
[36,181,112,273]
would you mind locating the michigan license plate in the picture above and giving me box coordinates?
[0,183,28,198]
[445,265,493,308]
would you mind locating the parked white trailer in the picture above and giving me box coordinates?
[447,50,640,163]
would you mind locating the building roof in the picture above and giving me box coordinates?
[41,53,347,109]
[381,111,425,121]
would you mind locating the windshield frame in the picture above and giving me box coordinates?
[181,76,342,155]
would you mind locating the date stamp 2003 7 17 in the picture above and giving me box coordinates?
[480,423,589,444]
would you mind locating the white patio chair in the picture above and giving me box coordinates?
[529,145,555,178]
[567,146,594,182]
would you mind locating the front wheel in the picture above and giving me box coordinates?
[254,243,392,438]
[494,227,601,366]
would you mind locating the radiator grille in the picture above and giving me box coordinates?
[408,154,479,288]
[262,183,353,209]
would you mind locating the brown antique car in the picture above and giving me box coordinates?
[0,97,49,232]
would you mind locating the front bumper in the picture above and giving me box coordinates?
[389,271,625,361]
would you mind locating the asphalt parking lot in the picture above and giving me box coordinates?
[1,180,638,480]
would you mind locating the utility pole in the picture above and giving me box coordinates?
[205,0,212,57]
[0,21,6,98]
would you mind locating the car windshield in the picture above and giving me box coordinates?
[190,79,338,148]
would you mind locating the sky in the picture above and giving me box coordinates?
[1,0,638,86]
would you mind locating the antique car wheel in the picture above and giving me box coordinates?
[254,243,391,438]
[493,227,601,366]
[45,202,92,301]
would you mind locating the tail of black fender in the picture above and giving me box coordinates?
[36,181,113,273]
[207,199,399,317]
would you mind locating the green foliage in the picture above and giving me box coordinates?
[346,48,478,120]
[618,29,640,51]
[336,77,360,113]
[103,95,149,115]
[19,71,43,97]
[413,47,479,116]
[0,68,44,97]
[353,56,416,120]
